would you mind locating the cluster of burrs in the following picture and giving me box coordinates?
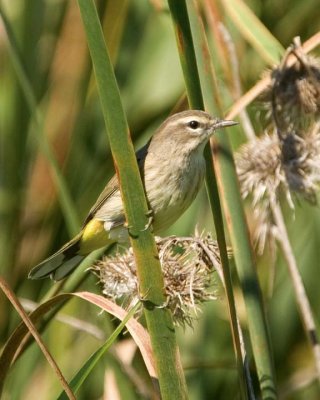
[93,234,222,327]
[236,38,320,252]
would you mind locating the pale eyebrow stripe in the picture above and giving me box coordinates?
[171,116,208,126]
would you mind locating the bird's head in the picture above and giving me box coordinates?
[151,110,237,154]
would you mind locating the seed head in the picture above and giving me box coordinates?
[261,41,320,135]
[241,39,320,252]
[93,235,222,327]
[236,125,320,252]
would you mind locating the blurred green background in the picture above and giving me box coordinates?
[1,0,320,399]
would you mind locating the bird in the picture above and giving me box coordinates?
[29,110,237,281]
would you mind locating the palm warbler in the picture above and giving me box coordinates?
[29,110,237,280]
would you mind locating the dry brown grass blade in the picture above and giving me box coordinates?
[73,292,157,379]
[0,294,70,379]
[0,278,75,399]
[0,290,156,396]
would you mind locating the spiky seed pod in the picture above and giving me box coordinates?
[236,126,320,252]
[249,41,320,251]
[93,235,221,327]
[261,47,320,134]
[236,133,284,252]
[236,133,283,205]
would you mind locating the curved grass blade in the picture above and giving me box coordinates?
[0,277,75,399]
[0,291,156,397]
[56,298,148,399]
[220,0,284,65]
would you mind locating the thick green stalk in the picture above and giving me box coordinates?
[168,0,277,399]
[77,1,188,398]
[168,1,248,398]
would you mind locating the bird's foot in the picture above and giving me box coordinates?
[123,210,154,237]
[142,209,154,231]
[139,289,169,310]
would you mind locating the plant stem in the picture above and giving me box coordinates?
[168,1,277,398]
[77,1,188,398]
[168,1,249,398]
[272,201,320,382]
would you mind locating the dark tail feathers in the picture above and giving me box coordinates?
[28,234,85,281]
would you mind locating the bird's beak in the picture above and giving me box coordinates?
[214,119,238,130]
[207,118,238,138]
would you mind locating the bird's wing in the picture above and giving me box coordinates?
[82,141,150,228]
[82,174,119,227]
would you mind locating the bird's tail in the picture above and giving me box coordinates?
[28,233,85,281]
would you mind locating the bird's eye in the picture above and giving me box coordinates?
[188,120,200,129]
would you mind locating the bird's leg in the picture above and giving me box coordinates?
[138,288,155,310]
[123,209,153,237]
[152,297,170,309]
[123,221,139,238]
[142,209,154,231]
[138,286,169,310]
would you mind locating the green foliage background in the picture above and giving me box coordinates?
[0,0,320,399]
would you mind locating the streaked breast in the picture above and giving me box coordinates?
[144,153,206,232]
